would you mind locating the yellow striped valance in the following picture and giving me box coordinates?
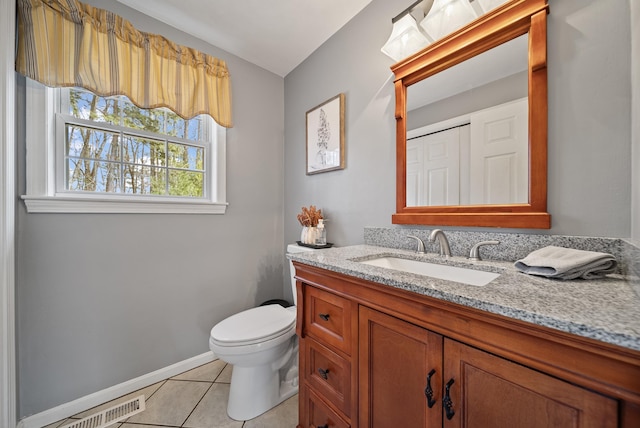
[16,0,233,128]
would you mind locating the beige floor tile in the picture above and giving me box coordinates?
[215,363,232,383]
[120,424,171,428]
[244,394,299,428]
[72,381,165,419]
[182,383,243,428]
[42,419,76,428]
[126,379,211,426]
[172,359,226,382]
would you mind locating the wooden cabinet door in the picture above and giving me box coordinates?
[359,306,443,428]
[443,339,618,428]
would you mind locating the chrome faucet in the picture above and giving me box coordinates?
[429,229,451,258]
[468,240,500,261]
[407,235,426,254]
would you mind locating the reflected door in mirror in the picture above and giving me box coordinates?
[407,98,527,206]
[469,98,528,204]
[407,125,467,206]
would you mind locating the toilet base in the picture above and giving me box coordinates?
[227,363,299,421]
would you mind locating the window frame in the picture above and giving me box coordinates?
[22,79,228,214]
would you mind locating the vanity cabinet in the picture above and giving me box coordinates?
[294,262,640,428]
[360,305,616,427]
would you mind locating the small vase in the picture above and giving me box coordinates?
[301,226,318,245]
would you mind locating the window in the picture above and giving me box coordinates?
[62,88,207,197]
[23,80,227,214]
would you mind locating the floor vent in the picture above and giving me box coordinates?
[59,395,146,428]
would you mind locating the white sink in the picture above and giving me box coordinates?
[359,256,500,286]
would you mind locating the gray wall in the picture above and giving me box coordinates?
[632,0,639,243]
[284,0,401,250]
[283,0,633,275]
[16,1,285,418]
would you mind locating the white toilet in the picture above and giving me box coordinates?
[208,243,315,421]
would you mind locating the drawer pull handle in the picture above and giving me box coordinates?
[424,369,436,408]
[318,313,330,321]
[318,367,330,380]
[317,425,329,428]
[443,378,455,420]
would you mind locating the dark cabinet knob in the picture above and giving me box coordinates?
[318,313,330,321]
[443,378,455,420]
[317,425,329,428]
[318,367,330,380]
[424,369,437,408]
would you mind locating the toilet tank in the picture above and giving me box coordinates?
[287,244,316,306]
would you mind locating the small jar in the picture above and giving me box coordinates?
[315,219,326,246]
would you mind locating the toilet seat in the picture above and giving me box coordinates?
[210,304,296,347]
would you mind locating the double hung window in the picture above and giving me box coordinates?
[23,81,227,214]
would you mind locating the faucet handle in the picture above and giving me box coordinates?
[407,235,426,254]
[468,240,500,261]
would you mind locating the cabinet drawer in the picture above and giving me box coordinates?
[305,338,351,416]
[305,286,352,354]
[306,386,350,428]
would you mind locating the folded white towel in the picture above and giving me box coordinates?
[514,246,617,280]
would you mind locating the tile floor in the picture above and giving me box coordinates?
[44,359,298,428]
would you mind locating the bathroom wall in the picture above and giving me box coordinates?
[283,0,633,278]
[284,0,402,249]
[15,1,285,418]
[632,0,640,244]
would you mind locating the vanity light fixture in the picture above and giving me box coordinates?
[380,0,432,62]
[419,0,479,42]
[476,0,511,14]
[382,0,510,63]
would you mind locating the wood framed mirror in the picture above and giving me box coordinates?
[392,0,550,228]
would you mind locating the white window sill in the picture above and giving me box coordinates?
[22,195,228,214]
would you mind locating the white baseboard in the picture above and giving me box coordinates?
[17,351,216,428]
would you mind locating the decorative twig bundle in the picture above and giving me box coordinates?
[297,205,323,227]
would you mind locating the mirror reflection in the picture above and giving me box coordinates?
[405,34,528,207]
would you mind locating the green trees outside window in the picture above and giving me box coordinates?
[65,89,206,197]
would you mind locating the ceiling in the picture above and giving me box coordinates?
[115,0,373,77]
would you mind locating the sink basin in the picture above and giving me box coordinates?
[359,256,500,286]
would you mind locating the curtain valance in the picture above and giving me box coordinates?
[16,0,233,128]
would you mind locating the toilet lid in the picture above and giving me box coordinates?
[210,304,296,346]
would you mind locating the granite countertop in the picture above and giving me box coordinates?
[288,244,640,352]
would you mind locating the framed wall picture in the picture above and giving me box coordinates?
[306,93,345,175]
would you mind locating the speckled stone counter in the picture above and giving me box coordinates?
[288,244,640,351]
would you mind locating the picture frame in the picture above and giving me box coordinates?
[306,93,345,175]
